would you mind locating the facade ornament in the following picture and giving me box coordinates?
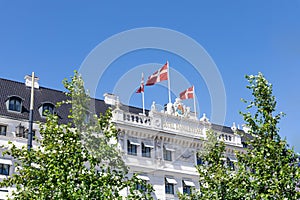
[174,98,184,116]
[166,102,174,115]
[231,122,237,132]
[200,113,210,123]
[151,101,156,112]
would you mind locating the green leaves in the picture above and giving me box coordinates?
[181,73,300,200]
[0,71,153,200]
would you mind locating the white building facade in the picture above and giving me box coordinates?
[0,76,246,200]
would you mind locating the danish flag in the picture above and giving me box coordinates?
[180,86,194,100]
[145,62,168,86]
[136,73,144,93]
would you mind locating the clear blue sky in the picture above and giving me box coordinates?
[0,1,299,152]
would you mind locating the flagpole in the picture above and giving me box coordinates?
[142,91,145,115]
[193,85,197,118]
[141,73,145,115]
[167,61,171,104]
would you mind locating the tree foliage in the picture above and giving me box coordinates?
[0,71,153,199]
[236,73,300,199]
[178,131,236,200]
[179,72,300,200]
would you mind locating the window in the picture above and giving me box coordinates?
[142,142,151,158]
[196,153,204,165]
[42,103,54,116]
[163,148,172,161]
[8,97,22,112]
[228,160,235,170]
[227,157,237,170]
[0,164,10,176]
[165,177,177,194]
[182,180,195,195]
[0,125,7,136]
[15,124,35,139]
[15,124,25,138]
[136,181,147,191]
[127,139,139,156]
[136,175,149,191]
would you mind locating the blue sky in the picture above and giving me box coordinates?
[0,1,299,152]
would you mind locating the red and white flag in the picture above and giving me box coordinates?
[136,73,144,93]
[180,86,194,100]
[146,62,168,86]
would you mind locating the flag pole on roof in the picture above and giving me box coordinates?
[145,61,170,103]
[179,85,197,118]
[167,61,171,104]
[136,72,145,115]
[193,85,197,118]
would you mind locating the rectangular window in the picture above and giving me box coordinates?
[0,125,7,136]
[142,143,151,158]
[196,152,204,165]
[165,178,177,194]
[136,180,147,191]
[163,148,172,161]
[127,140,138,156]
[0,164,10,176]
[227,156,237,170]
[182,180,195,195]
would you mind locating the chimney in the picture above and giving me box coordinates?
[24,75,39,89]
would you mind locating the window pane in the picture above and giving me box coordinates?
[0,126,6,136]
[142,143,151,158]
[164,149,172,161]
[128,140,137,156]
[165,183,174,194]
[42,104,54,116]
[9,98,21,112]
[2,164,9,175]
[0,164,10,175]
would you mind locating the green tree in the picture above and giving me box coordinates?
[236,73,300,199]
[179,72,300,200]
[0,71,153,199]
[178,131,237,200]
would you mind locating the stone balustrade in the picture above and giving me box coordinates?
[112,106,242,147]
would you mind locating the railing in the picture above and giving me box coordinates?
[113,108,242,147]
[123,113,151,126]
[160,113,205,137]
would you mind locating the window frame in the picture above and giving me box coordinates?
[165,178,175,194]
[163,148,172,161]
[7,96,22,112]
[0,125,7,136]
[182,180,194,195]
[141,142,151,158]
[0,164,10,176]
[136,180,147,191]
[196,152,204,165]
[127,140,138,156]
[41,103,55,116]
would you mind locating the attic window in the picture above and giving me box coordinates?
[7,96,22,112]
[41,103,55,116]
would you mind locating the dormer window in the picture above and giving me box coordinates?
[39,103,55,116]
[7,96,22,112]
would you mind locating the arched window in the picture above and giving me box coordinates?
[40,103,55,116]
[7,96,22,112]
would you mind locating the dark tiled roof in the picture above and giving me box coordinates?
[1,77,245,139]
[211,123,234,134]
[0,78,146,124]
[0,78,72,124]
